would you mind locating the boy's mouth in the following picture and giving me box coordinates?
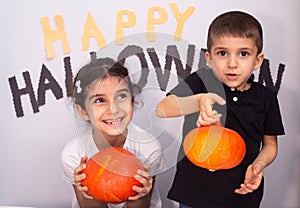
[225,73,239,80]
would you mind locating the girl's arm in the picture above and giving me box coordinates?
[74,156,107,208]
[127,166,154,208]
[235,135,278,195]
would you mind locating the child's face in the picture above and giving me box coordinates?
[78,76,133,139]
[206,35,264,91]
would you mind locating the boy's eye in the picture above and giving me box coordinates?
[240,51,249,57]
[218,51,227,56]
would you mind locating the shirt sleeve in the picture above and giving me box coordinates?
[264,93,285,136]
[61,139,81,185]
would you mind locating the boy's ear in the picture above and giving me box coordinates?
[205,51,212,68]
[76,104,90,121]
[254,52,264,70]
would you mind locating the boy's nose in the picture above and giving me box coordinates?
[228,56,237,68]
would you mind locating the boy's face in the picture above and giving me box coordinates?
[77,76,133,139]
[206,35,264,91]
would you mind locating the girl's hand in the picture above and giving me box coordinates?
[196,93,225,127]
[74,156,93,199]
[234,163,263,195]
[128,165,153,201]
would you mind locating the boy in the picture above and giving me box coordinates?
[156,11,285,207]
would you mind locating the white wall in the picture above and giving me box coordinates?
[0,1,299,207]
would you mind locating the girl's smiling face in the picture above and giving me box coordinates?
[206,35,264,91]
[77,76,133,139]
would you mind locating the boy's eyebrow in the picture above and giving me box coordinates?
[213,46,253,51]
[88,88,130,100]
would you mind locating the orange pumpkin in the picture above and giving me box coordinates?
[183,124,246,172]
[82,147,144,203]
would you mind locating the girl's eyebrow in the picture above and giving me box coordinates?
[88,88,130,100]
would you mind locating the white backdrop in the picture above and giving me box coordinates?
[1,1,299,207]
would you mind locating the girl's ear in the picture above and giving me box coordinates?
[76,104,90,121]
[254,52,264,70]
[205,51,212,68]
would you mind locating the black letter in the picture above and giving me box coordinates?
[258,59,285,94]
[38,64,63,106]
[64,56,73,97]
[8,71,39,118]
[117,45,149,90]
[146,47,171,91]
[165,45,195,82]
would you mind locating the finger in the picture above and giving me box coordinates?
[234,184,252,195]
[252,164,263,176]
[82,191,93,199]
[137,169,151,180]
[234,187,248,195]
[128,192,144,201]
[198,111,221,126]
[135,173,153,187]
[197,114,213,126]
[74,171,86,183]
[209,93,226,106]
[240,183,253,193]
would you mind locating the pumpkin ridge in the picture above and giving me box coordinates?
[199,126,223,162]
[96,155,110,178]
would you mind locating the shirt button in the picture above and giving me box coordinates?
[233,96,238,102]
[231,87,235,91]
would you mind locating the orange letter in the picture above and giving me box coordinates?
[147,6,168,42]
[115,10,136,45]
[40,15,70,59]
[81,12,106,51]
[169,3,195,41]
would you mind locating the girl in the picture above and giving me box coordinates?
[61,57,165,208]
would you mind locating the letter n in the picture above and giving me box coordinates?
[258,59,285,94]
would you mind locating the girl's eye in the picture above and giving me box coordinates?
[240,51,249,57]
[117,93,128,100]
[218,51,227,56]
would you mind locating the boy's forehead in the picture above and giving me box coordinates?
[211,36,257,50]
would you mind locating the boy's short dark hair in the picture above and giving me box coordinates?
[206,11,263,54]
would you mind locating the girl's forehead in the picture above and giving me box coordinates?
[88,76,128,92]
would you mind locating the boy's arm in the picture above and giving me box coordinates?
[156,93,226,125]
[235,135,278,195]
[156,94,202,118]
[254,135,278,169]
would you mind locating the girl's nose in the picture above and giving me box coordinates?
[107,101,118,114]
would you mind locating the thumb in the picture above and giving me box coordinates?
[209,93,226,106]
[252,163,263,176]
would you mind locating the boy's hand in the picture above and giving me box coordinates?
[196,93,226,126]
[74,156,93,199]
[128,165,153,201]
[234,163,263,195]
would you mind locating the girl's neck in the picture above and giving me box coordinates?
[92,129,127,150]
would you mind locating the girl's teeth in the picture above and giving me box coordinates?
[107,119,121,125]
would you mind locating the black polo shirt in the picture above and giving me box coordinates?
[167,69,285,208]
